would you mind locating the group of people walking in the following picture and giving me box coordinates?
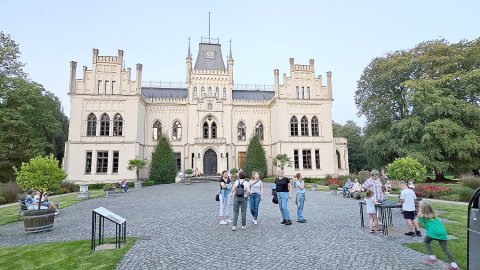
[218,168,306,231]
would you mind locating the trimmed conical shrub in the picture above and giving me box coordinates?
[244,135,268,178]
[149,134,177,184]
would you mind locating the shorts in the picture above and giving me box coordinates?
[403,211,416,220]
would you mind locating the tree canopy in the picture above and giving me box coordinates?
[243,135,268,178]
[149,134,176,184]
[14,154,66,194]
[355,38,480,178]
[0,31,26,78]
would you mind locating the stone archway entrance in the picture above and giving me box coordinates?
[203,149,217,176]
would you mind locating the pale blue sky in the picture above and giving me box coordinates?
[2,0,479,126]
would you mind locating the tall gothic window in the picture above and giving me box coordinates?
[201,87,205,98]
[172,120,182,140]
[113,113,123,136]
[223,87,226,99]
[100,113,110,136]
[336,150,342,169]
[193,87,197,98]
[311,116,319,136]
[87,113,97,136]
[215,87,219,99]
[153,120,162,140]
[211,122,217,139]
[208,87,212,97]
[296,86,299,99]
[255,121,264,140]
[203,122,209,139]
[237,121,246,141]
[290,116,298,136]
[301,116,309,136]
[306,87,310,99]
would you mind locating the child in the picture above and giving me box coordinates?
[400,181,421,236]
[417,201,459,270]
[365,189,379,233]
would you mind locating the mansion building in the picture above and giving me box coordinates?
[64,37,349,184]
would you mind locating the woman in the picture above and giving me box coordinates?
[275,169,292,225]
[295,173,306,223]
[231,170,250,231]
[248,171,264,225]
[219,170,232,225]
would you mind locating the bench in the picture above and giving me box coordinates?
[18,200,60,220]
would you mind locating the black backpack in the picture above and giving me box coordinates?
[235,180,245,197]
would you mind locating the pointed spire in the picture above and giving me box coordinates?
[228,38,233,60]
[187,36,192,58]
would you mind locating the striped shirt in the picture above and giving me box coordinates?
[363,178,383,202]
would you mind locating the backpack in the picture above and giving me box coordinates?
[235,180,245,197]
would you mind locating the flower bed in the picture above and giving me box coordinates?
[414,184,451,198]
[327,178,341,186]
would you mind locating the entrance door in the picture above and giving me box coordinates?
[203,149,217,176]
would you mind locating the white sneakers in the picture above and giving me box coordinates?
[232,226,236,231]
[253,219,258,225]
[219,220,227,225]
[226,219,233,223]
[241,226,246,230]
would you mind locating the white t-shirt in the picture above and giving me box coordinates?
[400,188,417,211]
[233,179,250,197]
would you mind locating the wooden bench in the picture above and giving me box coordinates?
[18,200,60,220]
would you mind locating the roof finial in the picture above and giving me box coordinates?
[187,36,191,58]
[228,38,233,60]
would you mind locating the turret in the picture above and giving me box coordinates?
[136,63,143,94]
[186,37,192,83]
[227,39,234,84]
[69,61,77,94]
[274,69,279,97]
[327,71,332,98]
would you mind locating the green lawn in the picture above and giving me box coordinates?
[0,238,135,270]
[0,189,105,226]
[404,201,467,270]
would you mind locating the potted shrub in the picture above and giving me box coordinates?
[184,168,193,177]
[330,184,339,195]
[127,159,148,189]
[230,168,238,180]
[103,184,115,197]
[14,154,66,232]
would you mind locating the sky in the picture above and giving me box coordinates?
[1,0,479,127]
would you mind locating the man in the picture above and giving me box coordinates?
[400,181,421,236]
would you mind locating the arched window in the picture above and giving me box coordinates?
[336,150,341,169]
[296,86,299,99]
[86,113,97,136]
[237,121,246,141]
[223,87,227,99]
[201,87,205,98]
[301,116,309,136]
[153,120,162,140]
[203,122,209,139]
[211,122,217,139]
[100,113,110,136]
[306,87,310,99]
[255,121,264,140]
[311,116,319,136]
[300,87,304,99]
[208,87,212,97]
[113,113,123,136]
[290,116,298,136]
[172,120,182,140]
[193,87,197,98]
[215,87,219,99]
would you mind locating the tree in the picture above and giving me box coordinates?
[243,135,268,178]
[14,154,66,210]
[127,159,147,183]
[149,134,176,184]
[355,38,480,179]
[386,156,427,183]
[0,77,62,182]
[0,31,27,78]
[332,121,367,172]
[272,154,293,169]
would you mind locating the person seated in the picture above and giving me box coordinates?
[342,178,353,197]
[350,179,362,199]
[384,180,392,193]
[120,179,129,192]
[33,191,58,213]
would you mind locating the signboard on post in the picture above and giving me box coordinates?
[91,207,126,251]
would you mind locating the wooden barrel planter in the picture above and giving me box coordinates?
[23,208,56,233]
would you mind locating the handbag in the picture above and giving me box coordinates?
[272,190,278,204]
[215,193,220,202]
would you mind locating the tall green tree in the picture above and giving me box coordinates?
[0,77,62,182]
[149,134,176,184]
[332,121,367,172]
[0,31,27,78]
[243,135,268,178]
[356,38,480,179]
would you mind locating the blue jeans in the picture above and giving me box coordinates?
[249,193,261,220]
[296,193,305,221]
[277,192,291,221]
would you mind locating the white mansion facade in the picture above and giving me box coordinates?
[64,37,349,184]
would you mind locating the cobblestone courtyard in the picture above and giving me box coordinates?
[0,183,449,269]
